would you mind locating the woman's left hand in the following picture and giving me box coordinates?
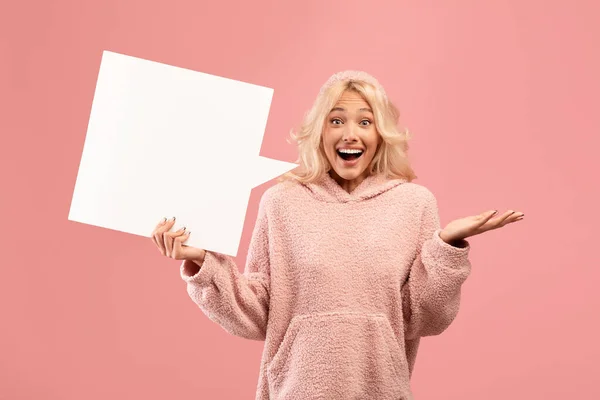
[439,209,525,244]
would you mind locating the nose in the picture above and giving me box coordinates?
[341,123,359,142]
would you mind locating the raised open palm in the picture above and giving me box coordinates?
[439,209,524,244]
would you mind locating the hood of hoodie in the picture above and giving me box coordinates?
[300,172,407,203]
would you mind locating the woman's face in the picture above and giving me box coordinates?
[322,90,382,189]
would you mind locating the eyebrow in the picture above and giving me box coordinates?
[330,107,373,113]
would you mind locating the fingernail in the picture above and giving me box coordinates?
[180,226,186,231]
[492,210,498,215]
[171,217,176,221]
[161,217,166,223]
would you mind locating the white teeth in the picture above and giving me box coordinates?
[338,149,363,154]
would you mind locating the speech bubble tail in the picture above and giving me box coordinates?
[247,156,298,188]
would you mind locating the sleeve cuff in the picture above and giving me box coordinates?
[425,229,471,265]
[180,251,219,286]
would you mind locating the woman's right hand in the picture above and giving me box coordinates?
[151,217,206,266]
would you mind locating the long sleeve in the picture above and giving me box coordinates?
[401,189,472,340]
[179,192,272,341]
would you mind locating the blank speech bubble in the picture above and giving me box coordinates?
[68,51,298,257]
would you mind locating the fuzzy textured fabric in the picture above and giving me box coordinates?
[180,173,472,399]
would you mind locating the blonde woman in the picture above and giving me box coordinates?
[151,71,524,399]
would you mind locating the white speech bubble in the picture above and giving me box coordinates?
[68,51,298,257]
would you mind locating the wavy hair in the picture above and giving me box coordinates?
[279,77,417,183]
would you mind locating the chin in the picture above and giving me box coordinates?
[330,166,368,181]
[328,153,373,181]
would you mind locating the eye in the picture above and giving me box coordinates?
[330,118,343,125]
[360,119,372,126]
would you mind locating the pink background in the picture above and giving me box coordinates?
[1,0,599,398]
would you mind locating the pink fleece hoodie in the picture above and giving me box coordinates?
[180,172,472,399]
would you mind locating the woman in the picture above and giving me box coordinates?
[151,71,524,399]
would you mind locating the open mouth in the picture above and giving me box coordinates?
[336,149,364,161]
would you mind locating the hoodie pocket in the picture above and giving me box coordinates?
[266,312,409,399]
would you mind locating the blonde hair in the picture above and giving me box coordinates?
[279,77,417,183]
